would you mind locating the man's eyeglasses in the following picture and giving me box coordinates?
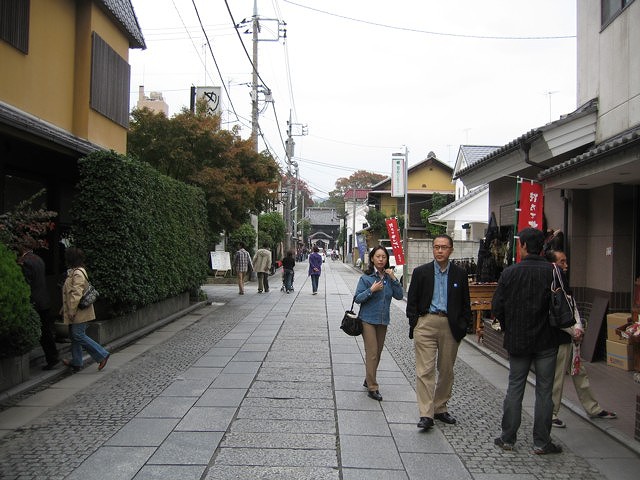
[433,245,451,251]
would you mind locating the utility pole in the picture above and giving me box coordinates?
[284,110,307,250]
[250,0,259,150]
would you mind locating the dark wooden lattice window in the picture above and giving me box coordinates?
[0,0,30,54]
[90,32,130,128]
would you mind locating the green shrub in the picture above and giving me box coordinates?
[71,150,208,316]
[0,243,40,358]
[228,223,256,258]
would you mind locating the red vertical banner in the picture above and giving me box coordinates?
[517,181,544,232]
[385,218,405,265]
[516,181,544,262]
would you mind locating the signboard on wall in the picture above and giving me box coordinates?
[197,86,222,115]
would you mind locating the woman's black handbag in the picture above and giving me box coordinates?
[77,269,99,309]
[341,298,363,336]
[549,264,575,328]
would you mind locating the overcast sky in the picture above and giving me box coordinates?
[129,0,577,199]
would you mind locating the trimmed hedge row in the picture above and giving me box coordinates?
[71,150,208,316]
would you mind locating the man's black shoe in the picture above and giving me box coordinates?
[417,417,434,429]
[434,412,457,424]
[367,390,382,401]
[363,380,368,389]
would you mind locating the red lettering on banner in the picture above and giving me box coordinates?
[385,218,405,265]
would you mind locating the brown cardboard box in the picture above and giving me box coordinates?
[606,339,634,370]
[607,313,632,343]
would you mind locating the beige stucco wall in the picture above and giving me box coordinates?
[0,1,130,153]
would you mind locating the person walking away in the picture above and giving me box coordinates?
[282,251,295,293]
[355,245,404,401]
[17,243,59,370]
[234,242,252,295]
[406,234,471,430]
[253,243,272,293]
[545,250,616,427]
[60,247,109,372]
[492,228,561,454]
[308,246,322,295]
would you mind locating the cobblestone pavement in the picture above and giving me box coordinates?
[0,304,243,479]
[0,260,633,479]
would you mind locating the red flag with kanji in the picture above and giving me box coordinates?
[385,218,405,265]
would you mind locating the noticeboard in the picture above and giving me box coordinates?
[210,251,231,272]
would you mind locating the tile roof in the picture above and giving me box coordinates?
[371,151,452,190]
[98,0,146,49]
[538,124,640,179]
[454,99,598,180]
[307,208,340,226]
[457,145,500,170]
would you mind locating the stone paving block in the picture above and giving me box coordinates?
[236,405,334,421]
[221,432,335,449]
[147,431,223,464]
[175,406,237,431]
[381,401,418,424]
[333,375,368,391]
[247,385,332,400]
[210,373,255,389]
[256,369,331,383]
[238,343,270,352]
[389,423,455,454]
[204,465,340,480]
[242,396,334,410]
[65,446,156,480]
[136,396,197,418]
[195,388,247,407]
[375,384,416,402]
[263,360,327,369]
[338,410,392,436]
[342,468,408,480]
[214,447,337,467]
[471,475,537,480]
[401,452,473,480]
[331,353,365,364]
[215,339,246,348]
[332,363,367,376]
[335,390,382,411]
[202,347,239,357]
[232,351,267,362]
[230,418,336,434]
[133,464,206,480]
[178,366,223,380]
[339,435,403,470]
[160,378,212,397]
[16,387,74,407]
[221,361,261,375]
[105,418,179,446]
[0,406,47,429]
[192,355,232,367]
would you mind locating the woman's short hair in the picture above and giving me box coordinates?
[313,246,319,252]
[65,246,85,268]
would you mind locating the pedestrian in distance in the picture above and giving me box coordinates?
[406,234,471,430]
[281,250,295,293]
[253,242,272,293]
[492,227,562,455]
[60,247,109,373]
[308,245,322,295]
[233,242,252,295]
[545,249,617,428]
[17,242,60,370]
[355,245,404,401]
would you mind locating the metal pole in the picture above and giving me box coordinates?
[403,146,409,292]
[250,0,259,150]
[352,187,356,266]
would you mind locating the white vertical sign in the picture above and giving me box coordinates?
[391,153,406,198]
[196,86,222,115]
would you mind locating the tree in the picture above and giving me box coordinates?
[258,211,285,250]
[420,193,449,237]
[128,104,280,237]
[229,223,257,258]
[0,190,56,252]
[322,170,387,215]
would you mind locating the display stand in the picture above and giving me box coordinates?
[469,283,498,342]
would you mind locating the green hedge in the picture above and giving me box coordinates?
[71,150,208,316]
[0,243,40,358]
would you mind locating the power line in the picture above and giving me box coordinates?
[190,0,241,122]
[283,0,575,40]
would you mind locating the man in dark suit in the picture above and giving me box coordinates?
[406,234,471,430]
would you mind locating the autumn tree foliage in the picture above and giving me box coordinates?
[320,170,387,213]
[128,105,280,237]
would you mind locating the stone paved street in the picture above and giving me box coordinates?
[0,259,638,479]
